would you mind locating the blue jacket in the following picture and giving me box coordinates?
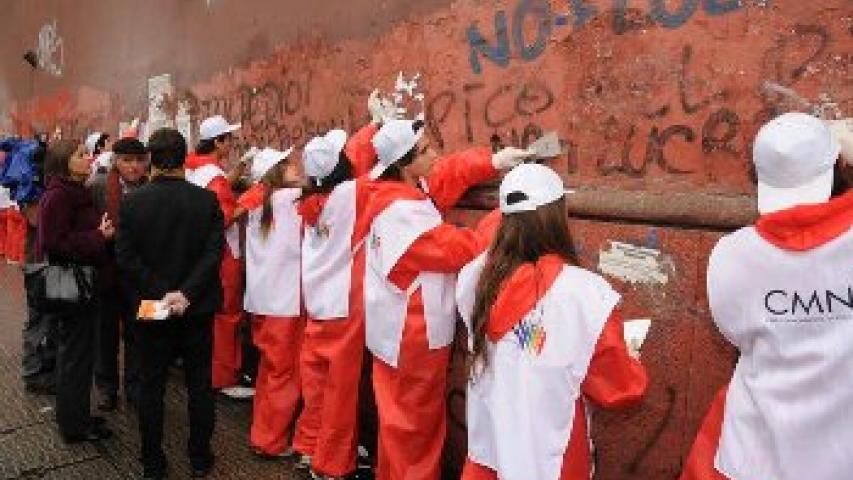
[0,138,43,204]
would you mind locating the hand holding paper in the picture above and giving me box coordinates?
[137,300,170,321]
[163,291,190,316]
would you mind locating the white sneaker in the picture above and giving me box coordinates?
[295,454,312,470]
[219,386,255,400]
[310,471,344,480]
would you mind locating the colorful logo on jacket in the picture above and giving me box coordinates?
[513,319,547,356]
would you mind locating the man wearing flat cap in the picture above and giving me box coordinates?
[88,136,150,412]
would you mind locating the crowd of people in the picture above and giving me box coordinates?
[0,87,850,480]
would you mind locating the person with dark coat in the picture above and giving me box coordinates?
[88,137,150,411]
[37,139,114,443]
[115,128,224,479]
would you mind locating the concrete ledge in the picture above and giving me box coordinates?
[458,187,758,229]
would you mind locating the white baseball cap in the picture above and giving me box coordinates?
[199,115,241,141]
[754,112,840,214]
[369,119,424,180]
[303,130,348,183]
[85,132,104,154]
[499,163,565,214]
[250,146,295,182]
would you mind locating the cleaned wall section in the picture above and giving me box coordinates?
[1,1,850,479]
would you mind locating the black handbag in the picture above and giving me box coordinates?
[35,261,97,312]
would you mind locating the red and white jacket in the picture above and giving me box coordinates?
[239,184,303,317]
[185,153,241,259]
[458,211,648,480]
[299,123,498,337]
[361,148,499,367]
[299,124,379,320]
[681,190,853,480]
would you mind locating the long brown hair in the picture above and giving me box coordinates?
[469,197,576,377]
[44,139,81,181]
[259,162,292,237]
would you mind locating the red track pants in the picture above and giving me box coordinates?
[0,209,8,257]
[373,311,449,480]
[5,209,26,263]
[212,252,244,389]
[292,316,365,476]
[249,315,304,455]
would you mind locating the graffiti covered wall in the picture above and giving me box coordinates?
[1,1,850,479]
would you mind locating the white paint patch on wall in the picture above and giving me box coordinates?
[624,318,652,359]
[146,74,175,142]
[36,20,64,77]
[392,71,425,120]
[598,241,670,285]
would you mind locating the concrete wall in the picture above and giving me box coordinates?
[2,1,850,478]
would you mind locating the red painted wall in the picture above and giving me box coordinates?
[1,1,849,478]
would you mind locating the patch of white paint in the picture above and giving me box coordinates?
[598,241,670,285]
[391,71,425,119]
[624,318,652,359]
[36,20,64,77]
[146,74,175,142]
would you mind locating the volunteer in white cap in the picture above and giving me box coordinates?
[85,132,110,157]
[362,118,533,480]
[85,132,115,177]
[184,114,256,399]
[680,112,853,480]
[230,147,305,459]
[290,90,390,478]
[455,164,647,480]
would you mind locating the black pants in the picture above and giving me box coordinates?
[94,292,140,403]
[136,314,215,469]
[54,301,98,439]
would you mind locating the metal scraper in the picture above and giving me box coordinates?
[528,131,562,160]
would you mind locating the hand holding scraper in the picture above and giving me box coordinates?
[527,131,563,162]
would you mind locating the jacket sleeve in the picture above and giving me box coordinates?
[115,198,169,299]
[474,208,502,253]
[388,223,480,291]
[346,123,380,178]
[424,147,497,213]
[581,308,649,408]
[179,193,225,305]
[208,176,238,227]
[39,191,107,265]
[236,183,266,212]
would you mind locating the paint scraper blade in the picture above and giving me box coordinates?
[528,131,562,160]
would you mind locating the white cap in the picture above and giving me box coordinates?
[250,146,295,182]
[91,152,114,172]
[369,119,424,180]
[499,163,565,214]
[85,132,103,154]
[754,112,840,214]
[303,130,348,183]
[199,115,241,141]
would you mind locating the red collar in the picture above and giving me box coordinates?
[185,153,221,170]
[487,254,566,342]
[755,191,853,251]
[297,193,330,227]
